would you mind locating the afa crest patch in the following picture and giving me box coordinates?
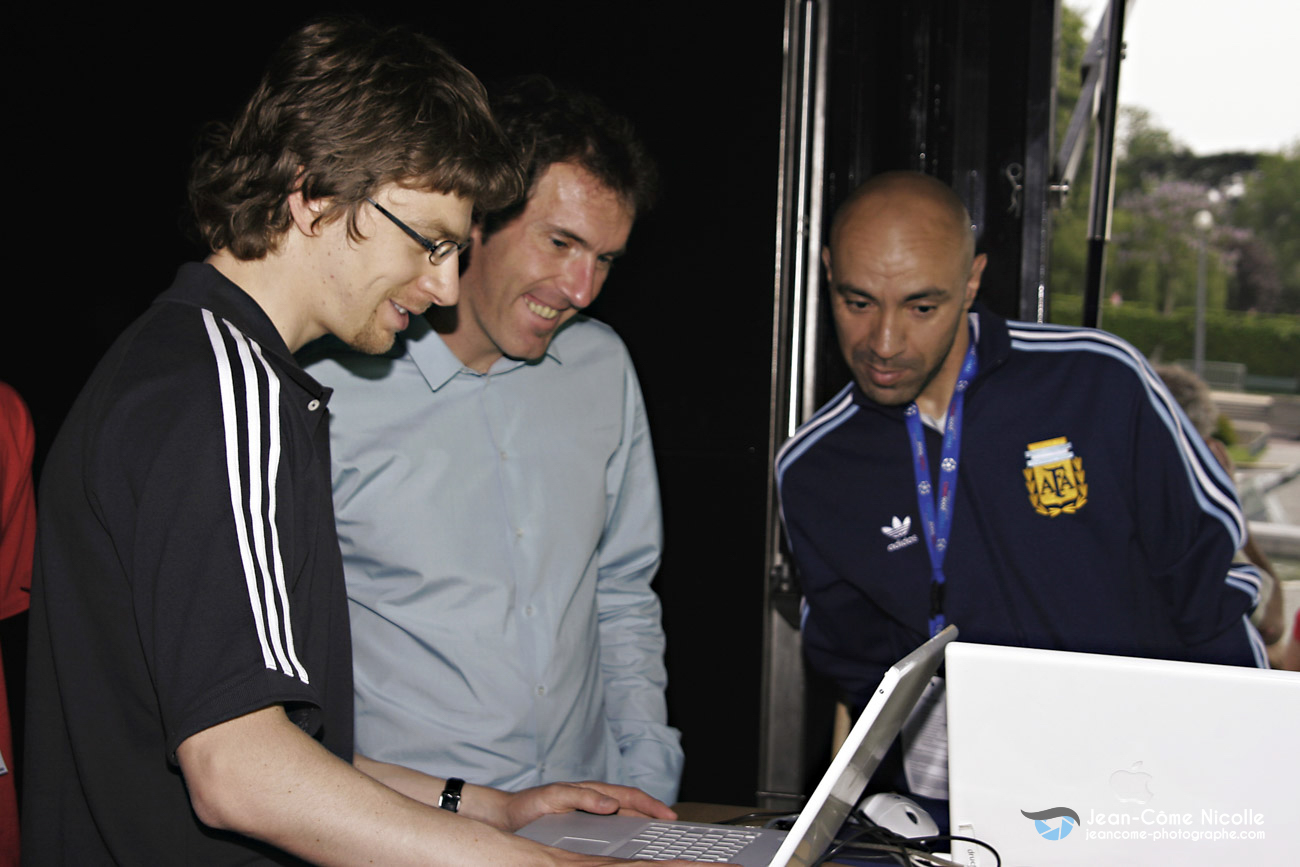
[1023,437,1088,516]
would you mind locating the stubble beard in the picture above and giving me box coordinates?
[850,319,961,409]
[344,311,398,356]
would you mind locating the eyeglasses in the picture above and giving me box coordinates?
[366,197,471,266]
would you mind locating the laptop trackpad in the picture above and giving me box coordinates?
[555,836,615,855]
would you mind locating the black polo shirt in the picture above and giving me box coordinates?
[25,263,353,864]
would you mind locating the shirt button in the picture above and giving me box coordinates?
[500,450,508,461]
[525,605,535,616]
[307,399,321,411]
[515,529,524,539]
[536,685,546,696]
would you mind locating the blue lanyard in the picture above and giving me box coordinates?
[904,335,978,637]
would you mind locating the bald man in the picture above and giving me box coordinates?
[776,171,1265,805]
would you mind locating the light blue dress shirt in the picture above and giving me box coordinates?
[303,315,683,803]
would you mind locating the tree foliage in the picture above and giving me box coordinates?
[1047,4,1092,308]
[1233,144,1300,312]
[1055,3,1088,149]
[1048,5,1299,331]
[1110,179,1237,315]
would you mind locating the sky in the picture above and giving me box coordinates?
[1078,0,1299,155]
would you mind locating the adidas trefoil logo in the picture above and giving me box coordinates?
[881,516,919,552]
[881,516,912,539]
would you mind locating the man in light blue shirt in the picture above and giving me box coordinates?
[303,78,683,804]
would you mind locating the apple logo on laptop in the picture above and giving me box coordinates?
[1109,762,1154,804]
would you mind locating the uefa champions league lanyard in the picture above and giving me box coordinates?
[904,335,978,638]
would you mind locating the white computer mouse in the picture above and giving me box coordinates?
[857,792,940,838]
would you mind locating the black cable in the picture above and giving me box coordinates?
[813,815,1002,867]
[833,836,1000,867]
[902,834,1001,867]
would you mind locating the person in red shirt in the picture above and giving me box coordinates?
[0,381,35,866]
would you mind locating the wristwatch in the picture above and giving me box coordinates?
[439,777,465,813]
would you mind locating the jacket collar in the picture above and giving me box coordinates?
[161,262,328,401]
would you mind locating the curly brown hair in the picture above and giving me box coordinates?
[190,17,522,260]
[479,75,657,239]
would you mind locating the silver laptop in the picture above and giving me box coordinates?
[946,641,1300,867]
[518,625,958,865]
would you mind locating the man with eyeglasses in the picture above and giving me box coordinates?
[24,20,680,866]
[303,77,683,806]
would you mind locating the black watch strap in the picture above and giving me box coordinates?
[439,777,465,813]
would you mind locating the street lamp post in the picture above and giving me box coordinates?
[1193,209,1214,379]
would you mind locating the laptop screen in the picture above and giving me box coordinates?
[946,642,1299,867]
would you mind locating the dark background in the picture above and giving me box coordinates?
[5,3,787,805]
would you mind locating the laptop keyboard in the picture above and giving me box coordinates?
[627,822,763,862]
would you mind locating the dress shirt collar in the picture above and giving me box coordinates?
[402,314,568,392]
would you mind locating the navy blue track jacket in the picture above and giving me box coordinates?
[777,306,1265,707]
